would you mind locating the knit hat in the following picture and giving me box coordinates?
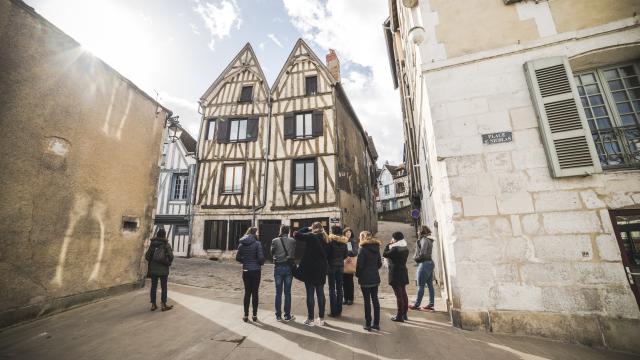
[156,228,167,239]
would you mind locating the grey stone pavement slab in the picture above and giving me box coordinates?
[0,222,637,359]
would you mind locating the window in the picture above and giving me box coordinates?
[222,164,243,194]
[396,182,405,194]
[293,159,316,192]
[295,112,313,138]
[161,142,168,166]
[229,119,248,142]
[122,216,139,232]
[204,220,227,250]
[384,185,390,195]
[171,173,189,200]
[206,119,216,140]
[575,63,640,169]
[175,225,189,235]
[228,220,251,250]
[239,85,253,102]
[305,76,317,96]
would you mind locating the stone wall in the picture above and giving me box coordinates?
[0,0,169,327]
[423,25,640,352]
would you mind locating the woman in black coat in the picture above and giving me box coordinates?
[383,231,410,322]
[355,231,382,331]
[342,227,357,305]
[293,222,330,326]
[236,227,265,322]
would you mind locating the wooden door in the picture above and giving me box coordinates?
[171,224,189,257]
[609,209,640,309]
[259,220,281,262]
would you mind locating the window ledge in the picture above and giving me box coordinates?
[221,192,243,196]
[292,136,318,141]
[292,190,317,194]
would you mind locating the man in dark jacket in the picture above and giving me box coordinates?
[383,231,410,322]
[271,225,296,321]
[409,226,436,312]
[355,231,382,331]
[236,227,265,322]
[145,228,174,312]
[327,225,348,317]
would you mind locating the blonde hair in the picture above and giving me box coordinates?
[312,222,329,243]
[359,231,372,242]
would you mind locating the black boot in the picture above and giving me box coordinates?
[150,303,158,311]
[161,303,173,311]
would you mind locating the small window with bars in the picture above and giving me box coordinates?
[239,85,253,102]
[171,173,189,200]
[574,62,640,169]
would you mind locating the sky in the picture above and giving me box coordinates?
[26,0,404,165]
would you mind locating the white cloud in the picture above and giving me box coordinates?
[193,0,242,50]
[158,92,201,138]
[189,22,200,35]
[258,41,266,50]
[267,33,284,48]
[281,0,403,165]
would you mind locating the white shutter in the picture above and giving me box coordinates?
[524,56,602,177]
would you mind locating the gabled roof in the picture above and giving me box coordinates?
[199,42,269,102]
[271,38,337,91]
[179,127,197,153]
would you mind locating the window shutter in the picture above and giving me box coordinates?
[312,110,323,137]
[524,56,601,177]
[246,117,259,141]
[216,118,229,143]
[283,113,295,139]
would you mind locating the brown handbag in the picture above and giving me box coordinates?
[343,256,356,274]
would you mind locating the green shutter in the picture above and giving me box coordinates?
[524,56,602,177]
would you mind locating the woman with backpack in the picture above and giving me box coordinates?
[409,225,436,312]
[293,222,330,326]
[355,231,382,331]
[327,225,348,317]
[342,227,357,305]
[236,227,265,322]
[145,227,174,312]
[383,231,410,322]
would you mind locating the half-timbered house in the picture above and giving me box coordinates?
[153,128,196,257]
[191,40,378,258]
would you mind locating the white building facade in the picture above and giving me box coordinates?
[385,0,640,352]
[377,164,410,212]
[154,129,197,257]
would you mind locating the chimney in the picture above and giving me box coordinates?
[326,49,340,82]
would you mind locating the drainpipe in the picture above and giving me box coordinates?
[251,94,272,225]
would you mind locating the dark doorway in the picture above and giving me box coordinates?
[290,217,329,260]
[609,209,640,309]
[229,220,251,251]
[259,220,281,262]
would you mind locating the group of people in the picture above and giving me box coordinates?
[145,222,436,332]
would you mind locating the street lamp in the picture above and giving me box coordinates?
[166,115,182,143]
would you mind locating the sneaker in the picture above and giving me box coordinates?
[371,324,380,331]
[252,315,258,322]
[390,315,404,322]
[363,323,372,331]
[150,303,158,311]
[243,316,248,322]
[408,304,419,310]
[276,316,283,322]
[327,313,337,318]
[422,305,435,312]
[283,315,295,322]
[304,318,315,327]
[317,318,325,326]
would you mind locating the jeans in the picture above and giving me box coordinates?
[361,286,380,326]
[150,275,168,304]
[304,281,325,320]
[242,270,261,316]
[414,260,434,307]
[327,267,344,315]
[274,264,293,318]
[343,273,354,302]
[392,285,408,317]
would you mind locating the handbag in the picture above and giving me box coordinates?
[280,237,299,275]
[343,256,356,274]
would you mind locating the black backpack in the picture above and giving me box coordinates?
[150,245,171,266]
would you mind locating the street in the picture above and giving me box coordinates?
[0,222,636,360]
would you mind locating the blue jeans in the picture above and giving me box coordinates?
[327,267,344,315]
[414,261,434,307]
[274,264,293,318]
[150,275,168,304]
[304,281,325,320]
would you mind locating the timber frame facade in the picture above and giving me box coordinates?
[191,40,378,258]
